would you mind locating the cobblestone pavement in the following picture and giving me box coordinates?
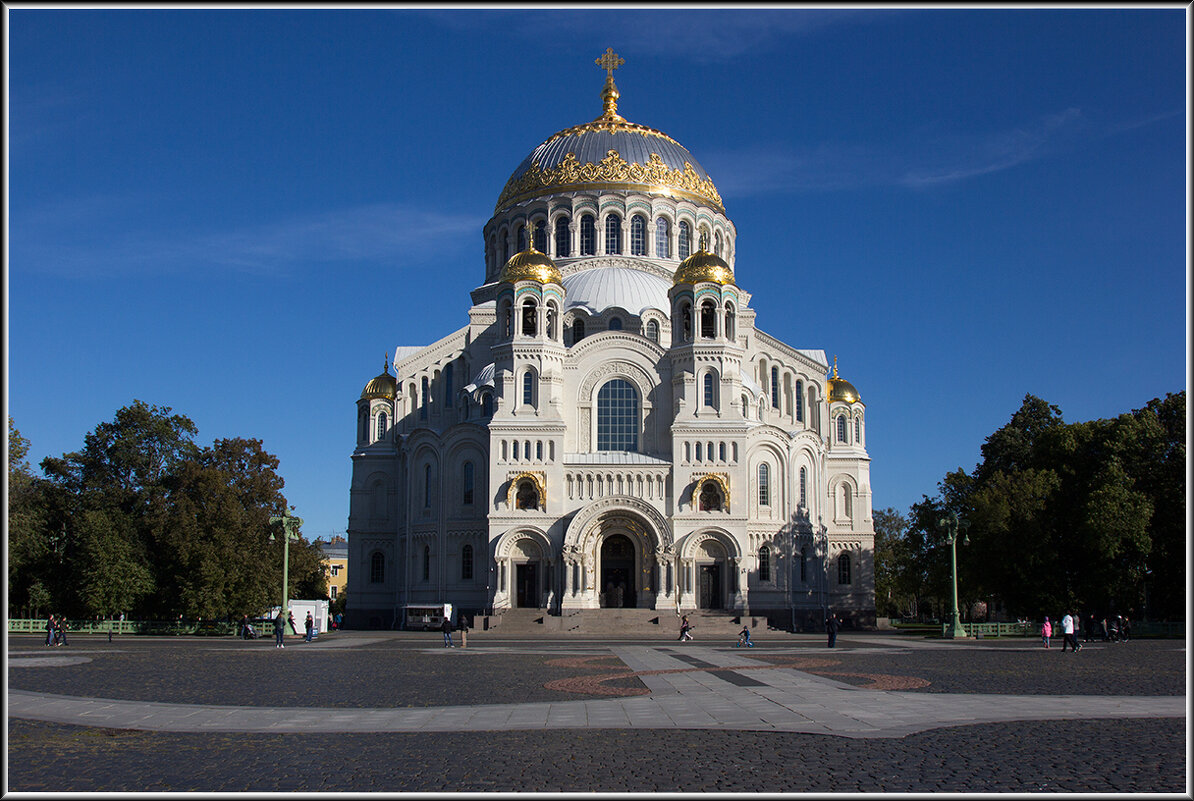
[6,718,1185,792]
[6,633,1187,793]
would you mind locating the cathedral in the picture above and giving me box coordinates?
[347,51,876,631]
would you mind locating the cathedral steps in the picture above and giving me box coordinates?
[474,608,769,638]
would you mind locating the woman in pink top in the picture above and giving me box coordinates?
[1041,616,1052,648]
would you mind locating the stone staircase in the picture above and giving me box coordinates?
[473,608,772,639]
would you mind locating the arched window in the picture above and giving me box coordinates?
[758,463,770,506]
[546,302,558,340]
[771,367,780,409]
[759,545,771,581]
[580,214,596,255]
[837,415,847,443]
[522,370,535,407]
[370,551,385,583]
[462,461,474,505]
[358,408,367,442]
[517,224,527,252]
[481,393,493,417]
[462,544,474,580]
[377,412,387,439]
[605,215,622,255]
[608,317,622,331]
[501,232,509,264]
[424,545,431,580]
[512,440,520,460]
[714,230,723,256]
[522,299,537,336]
[838,553,851,585]
[596,378,638,451]
[695,441,703,461]
[724,303,735,340]
[719,441,726,461]
[555,216,570,257]
[572,318,586,344]
[855,417,861,443]
[534,219,547,253]
[645,319,659,343]
[424,464,432,508]
[799,467,807,509]
[631,215,646,256]
[703,373,715,408]
[443,362,453,407]
[681,304,692,341]
[700,301,716,338]
[420,377,429,420]
[741,394,749,417]
[678,221,691,259]
[800,547,808,583]
[656,217,670,257]
[796,379,804,422]
[843,485,853,519]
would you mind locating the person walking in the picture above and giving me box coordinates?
[678,615,694,642]
[1121,616,1131,642]
[1060,612,1078,653]
[304,612,315,642]
[1041,616,1052,648]
[826,612,839,648]
[441,614,455,647]
[54,616,68,646]
[274,610,286,648]
[45,615,56,647]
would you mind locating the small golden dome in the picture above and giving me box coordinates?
[499,223,563,284]
[361,355,398,400]
[826,356,861,404]
[673,248,734,286]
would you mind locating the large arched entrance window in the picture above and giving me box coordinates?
[599,534,637,608]
[596,379,639,451]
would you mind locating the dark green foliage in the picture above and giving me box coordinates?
[7,403,318,620]
[888,393,1185,621]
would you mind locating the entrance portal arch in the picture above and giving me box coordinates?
[561,496,674,610]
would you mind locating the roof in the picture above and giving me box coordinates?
[563,267,671,316]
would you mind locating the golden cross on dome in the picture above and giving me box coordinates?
[832,355,839,378]
[525,220,536,251]
[596,48,624,77]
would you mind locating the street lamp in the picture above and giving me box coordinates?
[269,510,304,620]
[938,511,969,639]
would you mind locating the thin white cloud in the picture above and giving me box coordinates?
[11,202,484,279]
[706,107,1092,196]
[419,9,885,62]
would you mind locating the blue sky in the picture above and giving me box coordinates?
[7,8,1187,542]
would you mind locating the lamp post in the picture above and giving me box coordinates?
[938,511,969,639]
[269,511,304,620]
[818,515,828,625]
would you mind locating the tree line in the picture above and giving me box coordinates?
[873,392,1185,623]
[8,401,328,620]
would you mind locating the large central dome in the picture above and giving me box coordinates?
[494,55,723,215]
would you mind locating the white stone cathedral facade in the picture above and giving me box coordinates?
[347,54,876,631]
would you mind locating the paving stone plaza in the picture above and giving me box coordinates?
[6,629,1187,793]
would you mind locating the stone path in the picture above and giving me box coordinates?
[7,645,1183,739]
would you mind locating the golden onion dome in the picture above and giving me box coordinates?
[361,355,398,400]
[673,248,734,286]
[826,356,861,404]
[499,225,563,285]
[494,49,724,215]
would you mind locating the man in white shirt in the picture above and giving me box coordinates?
[1060,612,1079,652]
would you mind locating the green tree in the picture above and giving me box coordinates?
[872,507,910,618]
[8,418,50,615]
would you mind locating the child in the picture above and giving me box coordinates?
[1041,616,1052,649]
[737,625,754,648]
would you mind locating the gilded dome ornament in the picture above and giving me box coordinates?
[827,355,861,404]
[361,353,398,400]
[493,50,724,214]
[499,220,563,285]
[673,248,735,286]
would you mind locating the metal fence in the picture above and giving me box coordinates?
[8,618,277,636]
